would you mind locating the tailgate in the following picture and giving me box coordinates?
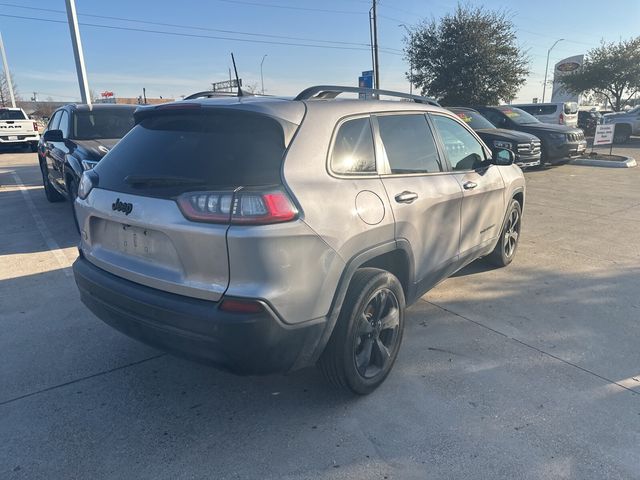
[0,120,36,135]
[78,188,230,301]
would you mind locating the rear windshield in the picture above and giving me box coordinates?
[72,109,136,140]
[94,110,289,197]
[564,102,578,115]
[0,109,27,120]
[496,106,540,125]
[451,109,496,129]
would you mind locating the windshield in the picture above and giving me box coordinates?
[450,109,496,129]
[72,109,136,140]
[496,106,540,125]
[0,109,27,120]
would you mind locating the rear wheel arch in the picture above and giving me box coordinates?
[309,242,415,367]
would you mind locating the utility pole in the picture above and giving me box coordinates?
[542,38,564,103]
[371,0,380,89]
[65,0,91,105]
[0,31,16,107]
[143,87,147,104]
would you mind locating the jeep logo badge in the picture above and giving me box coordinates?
[112,198,133,215]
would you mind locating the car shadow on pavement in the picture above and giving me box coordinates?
[2,263,640,478]
[1,163,79,255]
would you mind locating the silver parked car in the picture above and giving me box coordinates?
[72,86,525,394]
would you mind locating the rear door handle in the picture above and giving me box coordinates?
[395,191,419,204]
[463,181,478,190]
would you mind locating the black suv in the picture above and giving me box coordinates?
[448,107,541,169]
[38,104,137,227]
[475,106,587,163]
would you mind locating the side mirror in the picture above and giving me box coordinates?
[43,129,64,142]
[492,148,515,166]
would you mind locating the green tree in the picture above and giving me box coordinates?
[560,37,640,111]
[404,4,529,106]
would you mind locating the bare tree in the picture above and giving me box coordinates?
[0,70,18,106]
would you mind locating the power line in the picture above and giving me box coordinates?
[0,13,404,54]
[0,2,372,48]
[212,0,366,15]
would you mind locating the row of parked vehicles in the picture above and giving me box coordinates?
[14,86,632,394]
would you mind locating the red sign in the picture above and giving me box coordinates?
[101,91,114,98]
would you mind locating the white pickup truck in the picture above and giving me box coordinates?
[0,107,40,151]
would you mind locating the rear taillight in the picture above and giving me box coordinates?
[176,188,298,225]
[78,170,98,200]
[559,113,564,124]
[33,121,38,132]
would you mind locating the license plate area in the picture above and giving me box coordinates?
[8,135,18,140]
[118,224,154,258]
[90,218,181,269]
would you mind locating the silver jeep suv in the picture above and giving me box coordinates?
[73,86,525,394]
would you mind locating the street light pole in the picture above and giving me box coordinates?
[65,0,91,105]
[542,38,564,103]
[399,24,413,96]
[260,54,267,95]
[0,31,16,107]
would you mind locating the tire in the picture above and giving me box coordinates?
[613,125,631,144]
[319,268,405,395]
[487,199,522,267]
[30,142,38,153]
[67,175,80,233]
[39,156,64,202]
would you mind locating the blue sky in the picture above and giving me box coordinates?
[0,0,638,103]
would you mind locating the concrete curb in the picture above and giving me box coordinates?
[570,156,637,168]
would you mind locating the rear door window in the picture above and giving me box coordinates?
[538,105,558,115]
[95,109,291,197]
[376,114,442,174]
[330,117,376,175]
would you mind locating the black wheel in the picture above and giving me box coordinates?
[67,176,80,233]
[613,125,631,144]
[39,156,64,202]
[319,268,405,395]
[30,142,38,153]
[487,199,522,267]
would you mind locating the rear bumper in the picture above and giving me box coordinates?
[0,134,39,144]
[73,256,326,375]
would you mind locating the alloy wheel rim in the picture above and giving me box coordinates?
[353,288,400,379]
[503,208,520,258]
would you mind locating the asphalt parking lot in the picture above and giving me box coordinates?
[1,142,639,480]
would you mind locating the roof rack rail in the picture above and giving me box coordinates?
[294,85,440,106]
[183,90,255,100]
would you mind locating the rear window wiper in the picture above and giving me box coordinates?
[124,175,207,188]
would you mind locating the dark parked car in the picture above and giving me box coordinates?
[577,110,602,136]
[448,107,541,168]
[38,104,137,227]
[475,106,587,163]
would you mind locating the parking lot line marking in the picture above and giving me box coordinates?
[11,171,72,278]
[423,299,640,397]
[0,353,166,408]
